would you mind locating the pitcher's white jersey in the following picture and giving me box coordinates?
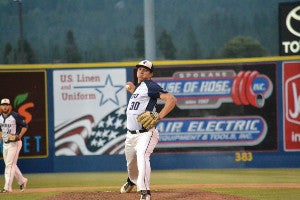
[126,80,166,131]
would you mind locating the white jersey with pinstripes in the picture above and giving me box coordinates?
[126,80,166,131]
[0,111,27,143]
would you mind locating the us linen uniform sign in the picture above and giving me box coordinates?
[53,68,127,156]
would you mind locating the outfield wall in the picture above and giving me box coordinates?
[0,56,299,173]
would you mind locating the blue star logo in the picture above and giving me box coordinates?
[74,75,124,106]
[96,75,123,106]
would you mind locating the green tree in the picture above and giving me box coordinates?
[51,44,62,63]
[220,36,268,58]
[64,30,82,63]
[177,25,201,60]
[157,30,176,59]
[16,39,35,64]
[23,39,36,63]
[133,25,144,58]
[186,26,200,59]
[3,43,15,64]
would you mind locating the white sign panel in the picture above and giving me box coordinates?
[53,68,127,156]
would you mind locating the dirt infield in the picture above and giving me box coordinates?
[23,183,300,200]
[41,190,252,200]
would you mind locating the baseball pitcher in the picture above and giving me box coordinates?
[120,60,177,200]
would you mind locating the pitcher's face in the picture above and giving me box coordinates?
[137,67,153,83]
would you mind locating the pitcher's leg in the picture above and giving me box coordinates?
[121,133,138,193]
[125,134,138,184]
[126,150,138,184]
[136,130,158,191]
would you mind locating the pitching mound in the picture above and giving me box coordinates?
[42,190,251,200]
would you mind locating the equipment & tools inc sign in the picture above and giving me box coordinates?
[279,2,300,55]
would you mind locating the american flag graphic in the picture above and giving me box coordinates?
[55,105,127,156]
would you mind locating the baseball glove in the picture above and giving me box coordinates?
[8,134,19,142]
[137,111,160,130]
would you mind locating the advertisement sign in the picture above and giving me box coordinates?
[0,71,48,158]
[136,63,278,152]
[53,68,127,156]
[283,61,300,151]
[279,2,300,55]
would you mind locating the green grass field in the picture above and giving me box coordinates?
[0,168,300,200]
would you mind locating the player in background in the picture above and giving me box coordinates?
[0,98,28,193]
[120,60,177,200]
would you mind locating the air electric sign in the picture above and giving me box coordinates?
[279,2,300,55]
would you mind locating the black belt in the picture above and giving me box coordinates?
[128,129,148,134]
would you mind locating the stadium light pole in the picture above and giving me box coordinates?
[144,0,156,61]
[14,0,25,64]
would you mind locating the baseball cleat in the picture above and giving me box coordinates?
[140,190,151,200]
[120,177,135,193]
[20,178,28,192]
[0,189,9,193]
[120,182,134,193]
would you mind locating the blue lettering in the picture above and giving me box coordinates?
[23,136,30,153]
[35,136,42,152]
